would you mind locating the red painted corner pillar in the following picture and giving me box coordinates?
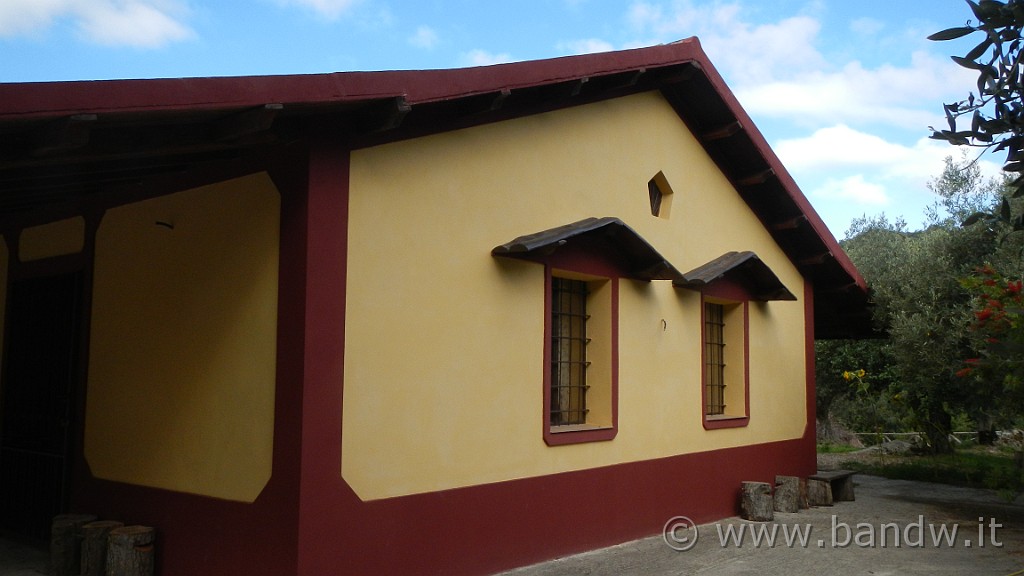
[800,279,818,477]
[295,140,352,574]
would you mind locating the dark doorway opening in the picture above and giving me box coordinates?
[0,271,83,541]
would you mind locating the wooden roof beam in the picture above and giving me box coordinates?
[660,61,701,84]
[489,88,512,111]
[771,215,808,231]
[798,252,833,266]
[568,77,589,97]
[453,88,513,120]
[736,168,775,187]
[366,96,412,133]
[818,281,861,294]
[214,103,283,141]
[616,68,646,88]
[701,121,743,142]
[31,114,97,156]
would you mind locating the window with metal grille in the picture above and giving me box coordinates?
[550,277,591,426]
[704,302,726,416]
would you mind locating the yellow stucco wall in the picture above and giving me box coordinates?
[18,216,86,261]
[343,91,808,500]
[85,172,280,502]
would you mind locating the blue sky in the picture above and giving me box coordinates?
[0,0,996,238]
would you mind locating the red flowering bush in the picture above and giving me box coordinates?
[959,265,1024,390]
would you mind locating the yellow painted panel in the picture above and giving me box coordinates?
[85,173,280,502]
[343,91,808,500]
[19,216,85,261]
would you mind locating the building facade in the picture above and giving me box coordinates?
[0,39,872,575]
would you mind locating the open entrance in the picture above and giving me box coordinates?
[0,271,83,540]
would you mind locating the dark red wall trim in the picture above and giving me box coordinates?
[803,279,818,443]
[294,139,352,575]
[301,439,808,576]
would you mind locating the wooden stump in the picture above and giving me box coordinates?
[51,513,98,576]
[807,478,833,506]
[740,481,774,521]
[106,526,155,576]
[81,520,124,576]
[798,478,810,509]
[773,475,800,513]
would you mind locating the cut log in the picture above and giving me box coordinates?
[740,481,774,521]
[51,513,98,576]
[773,475,800,513]
[81,520,124,576]
[798,478,810,509]
[106,525,155,576]
[807,478,833,506]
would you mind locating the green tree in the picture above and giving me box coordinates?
[815,338,898,441]
[928,1,1024,438]
[930,0,1024,202]
[821,158,1001,453]
[924,153,1004,227]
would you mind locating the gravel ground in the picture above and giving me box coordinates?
[499,474,1024,576]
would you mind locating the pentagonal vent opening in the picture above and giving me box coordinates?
[648,171,674,219]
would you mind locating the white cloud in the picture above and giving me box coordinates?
[276,0,360,20]
[812,175,891,206]
[460,49,514,67]
[776,125,928,172]
[77,1,193,47]
[627,1,827,85]
[736,51,974,130]
[624,1,973,132]
[0,0,193,47]
[776,124,1004,229]
[776,125,951,200]
[409,25,438,50]
[775,124,996,186]
[850,17,884,36]
[0,0,69,37]
[556,38,614,55]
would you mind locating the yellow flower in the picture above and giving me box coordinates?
[843,371,852,381]
[856,369,866,378]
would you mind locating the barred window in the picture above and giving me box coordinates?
[550,277,591,426]
[704,302,726,416]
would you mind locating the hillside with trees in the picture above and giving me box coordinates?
[821,0,1024,453]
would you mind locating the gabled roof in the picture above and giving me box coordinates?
[0,39,873,338]
[676,251,797,302]
[492,217,685,281]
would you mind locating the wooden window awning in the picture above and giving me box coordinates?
[675,251,796,301]
[492,217,684,281]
